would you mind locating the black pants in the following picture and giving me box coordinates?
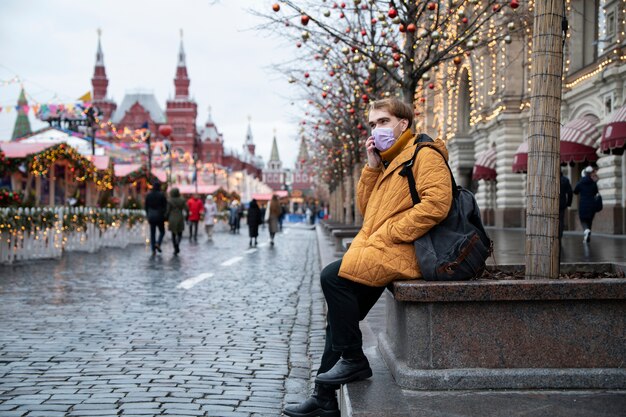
[580,216,594,231]
[149,221,165,252]
[189,221,199,239]
[172,231,183,250]
[317,259,385,375]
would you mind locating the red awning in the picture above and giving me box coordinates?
[512,116,599,173]
[601,105,626,155]
[0,142,54,158]
[512,142,528,173]
[251,190,289,201]
[170,184,220,195]
[113,164,166,182]
[560,116,599,164]
[472,148,497,181]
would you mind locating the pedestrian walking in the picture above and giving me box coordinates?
[166,187,187,255]
[574,166,599,243]
[203,195,218,241]
[186,194,203,241]
[144,180,167,256]
[247,199,262,247]
[229,200,241,234]
[260,204,267,229]
[267,195,281,246]
[278,204,287,231]
[283,98,453,417]
[559,171,573,239]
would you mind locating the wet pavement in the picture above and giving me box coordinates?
[0,225,324,417]
[1,225,625,417]
[487,227,626,265]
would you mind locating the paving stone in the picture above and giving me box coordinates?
[0,228,320,416]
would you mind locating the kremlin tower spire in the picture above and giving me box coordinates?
[91,28,108,101]
[174,29,190,99]
[292,134,312,196]
[296,135,309,167]
[263,128,286,192]
[269,129,281,166]
[166,29,197,154]
[244,115,256,156]
[91,29,116,120]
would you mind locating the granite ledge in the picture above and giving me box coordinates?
[390,277,626,302]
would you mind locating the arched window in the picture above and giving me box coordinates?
[457,68,471,134]
[568,0,600,72]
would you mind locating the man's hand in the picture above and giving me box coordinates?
[366,136,381,168]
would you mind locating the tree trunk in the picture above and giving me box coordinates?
[525,0,564,279]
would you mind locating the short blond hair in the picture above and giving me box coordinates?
[367,98,414,129]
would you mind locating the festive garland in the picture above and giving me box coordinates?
[0,151,25,178]
[117,166,160,185]
[28,143,96,181]
[0,189,23,208]
[0,208,145,234]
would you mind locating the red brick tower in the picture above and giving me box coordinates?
[166,30,198,156]
[91,29,117,121]
[292,135,313,196]
[263,129,286,191]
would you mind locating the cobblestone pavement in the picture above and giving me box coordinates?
[0,225,325,417]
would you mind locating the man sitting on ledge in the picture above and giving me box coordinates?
[283,98,452,417]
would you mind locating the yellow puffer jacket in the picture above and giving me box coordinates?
[338,133,453,287]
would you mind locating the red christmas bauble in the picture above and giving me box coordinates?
[453,56,462,65]
[428,83,435,89]
[272,3,280,12]
[388,8,398,18]
[510,0,519,9]
[399,24,406,33]
[407,23,416,33]
[158,125,172,137]
[427,2,437,11]
[301,15,310,25]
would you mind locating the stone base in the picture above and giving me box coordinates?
[380,265,626,390]
[495,207,524,228]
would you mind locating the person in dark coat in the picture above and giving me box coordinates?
[247,199,262,247]
[574,166,599,243]
[559,171,573,239]
[166,188,187,255]
[268,195,281,246]
[144,180,167,255]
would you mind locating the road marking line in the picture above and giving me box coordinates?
[245,248,257,254]
[177,272,214,290]
[221,256,243,266]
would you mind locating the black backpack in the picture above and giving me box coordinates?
[399,135,492,281]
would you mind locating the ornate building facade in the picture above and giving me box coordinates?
[89,32,264,185]
[423,0,625,234]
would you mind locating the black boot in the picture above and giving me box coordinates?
[283,384,339,417]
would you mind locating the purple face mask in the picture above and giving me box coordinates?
[372,122,400,151]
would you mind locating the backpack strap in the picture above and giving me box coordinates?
[399,134,458,205]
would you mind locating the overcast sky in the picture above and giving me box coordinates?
[0,0,301,168]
